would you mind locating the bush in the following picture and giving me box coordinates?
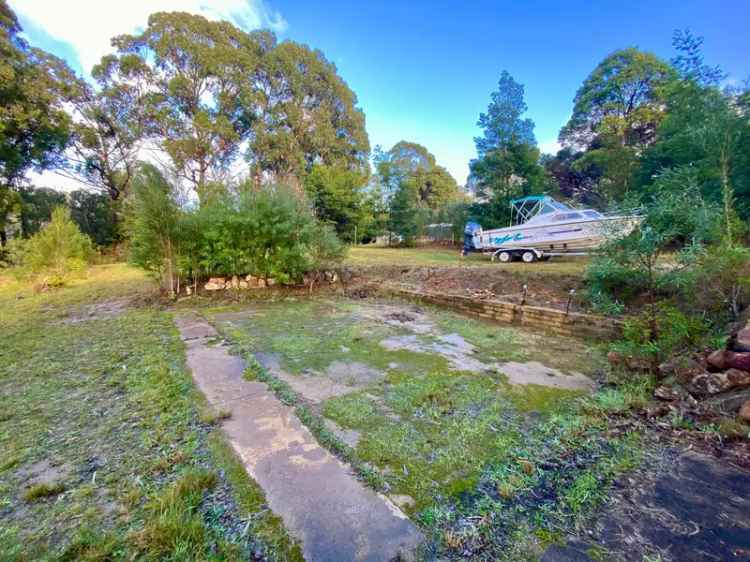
[127,164,183,293]
[585,185,721,310]
[611,304,714,370]
[189,186,344,284]
[15,206,93,284]
[687,243,750,320]
[126,165,345,293]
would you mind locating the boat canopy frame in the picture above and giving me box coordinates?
[509,195,571,226]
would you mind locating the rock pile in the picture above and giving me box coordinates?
[656,317,750,422]
[201,271,342,292]
[204,275,272,291]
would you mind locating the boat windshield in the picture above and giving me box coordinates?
[540,200,571,214]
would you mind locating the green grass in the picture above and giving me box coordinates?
[0,264,299,561]
[346,245,589,275]
[202,294,641,560]
[23,482,66,502]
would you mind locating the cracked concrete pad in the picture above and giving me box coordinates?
[175,314,422,562]
[498,361,595,391]
[257,352,382,404]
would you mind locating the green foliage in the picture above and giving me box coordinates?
[612,304,713,368]
[474,70,536,154]
[127,165,344,292]
[640,77,750,232]
[101,12,368,200]
[17,186,65,236]
[0,1,80,188]
[387,179,425,245]
[304,164,370,242]
[23,481,66,502]
[469,141,549,226]
[68,190,120,246]
[560,48,674,151]
[18,206,93,283]
[191,185,343,284]
[127,164,183,292]
[560,48,674,200]
[468,71,549,226]
[585,183,721,307]
[688,242,750,319]
[375,141,460,214]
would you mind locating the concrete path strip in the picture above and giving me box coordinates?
[175,314,422,562]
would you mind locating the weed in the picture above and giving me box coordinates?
[199,408,232,425]
[24,482,66,502]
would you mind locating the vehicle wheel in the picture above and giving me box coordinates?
[497,251,512,263]
[521,251,536,263]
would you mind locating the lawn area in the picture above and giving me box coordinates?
[206,297,646,560]
[345,245,589,276]
[0,264,301,561]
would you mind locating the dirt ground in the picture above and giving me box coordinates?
[542,448,750,562]
[343,264,587,311]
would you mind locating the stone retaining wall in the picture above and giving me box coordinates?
[391,288,622,340]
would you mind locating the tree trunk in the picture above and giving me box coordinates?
[719,144,733,245]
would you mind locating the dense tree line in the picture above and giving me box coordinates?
[0,2,372,248]
[1,0,748,256]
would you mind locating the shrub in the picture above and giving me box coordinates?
[687,242,750,320]
[611,304,713,370]
[126,164,183,294]
[17,206,93,284]
[126,165,345,293]
[585,185,721,311]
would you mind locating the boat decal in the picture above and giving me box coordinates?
[492,232,526,245]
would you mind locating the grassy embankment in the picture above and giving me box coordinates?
[0,264,302,561]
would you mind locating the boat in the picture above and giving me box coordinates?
[462,195,641,262]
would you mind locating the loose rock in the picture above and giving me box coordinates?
[726,351,750,372]
[654,385,682,401]
[732,326,750,353]
[659,357,706,383]
[706,349,728,371]
[739,400,750,422]
[205,277,226,291]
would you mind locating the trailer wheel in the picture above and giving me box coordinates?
[521,250,536,263]
[497,251,512,263]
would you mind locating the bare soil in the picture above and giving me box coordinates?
[344,265,587,311]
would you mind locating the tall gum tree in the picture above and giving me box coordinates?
[559,48,674,200]
[0,0,80,243]
[104,12,273,201]
[99,12,369,202]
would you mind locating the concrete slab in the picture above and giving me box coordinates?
[175,314,422,562]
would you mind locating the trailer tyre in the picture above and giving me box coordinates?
[521,250,536,263]
[497,251,512,263]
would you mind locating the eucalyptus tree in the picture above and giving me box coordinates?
[250,40,369,188]
[98,12,369,202]
[101,12,273,201]
[375,141,458,209]
[62,56,151,202]
[0,0,79,243]
[559,48,674,200]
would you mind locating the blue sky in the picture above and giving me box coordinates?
[12,0,750,186]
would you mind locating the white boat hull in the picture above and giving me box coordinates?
[472,216,639,254]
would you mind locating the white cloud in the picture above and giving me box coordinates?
[538,138,561,156]
[11,0,287,75]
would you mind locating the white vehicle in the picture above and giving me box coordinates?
[462,195,641,263]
